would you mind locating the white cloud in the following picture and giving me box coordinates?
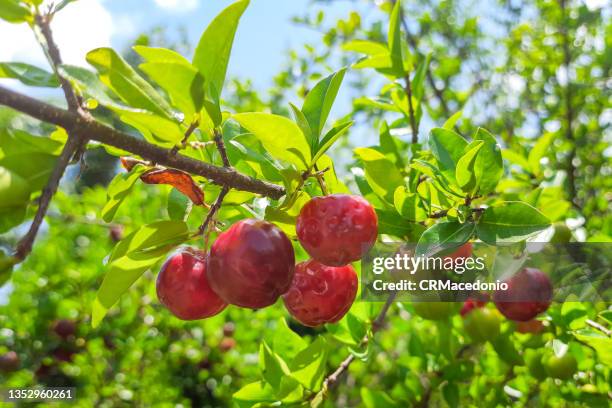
[154,0,199,12]
[0,0,113,68]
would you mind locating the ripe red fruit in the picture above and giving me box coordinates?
[493,267,553,322]
[109,224,124,242]
[207,219,295,308]
[157,248,227,320]
[0,351,19,372]
[296,194,378,266]
[460,298,486,317]
[283,259,358,327]
[52,319,76,339]
[444,242,473,261]
[516,319,546,334]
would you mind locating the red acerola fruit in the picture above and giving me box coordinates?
[0,351,19,372]
[296,194,378,266]
[444,242,473,261]
[157,248,227,320]
[52,319,76,339]
[516,319,546,334]
[493,267,553,322]
[283,259,358,327]
[207,219,295,309]
[460,298,486,317]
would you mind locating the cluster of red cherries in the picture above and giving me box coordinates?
[157,194,378,327]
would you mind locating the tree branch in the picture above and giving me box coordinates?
[319,292,397,395]
[213,128,232,168]
[14,12,88,261]
[0,86,285,198]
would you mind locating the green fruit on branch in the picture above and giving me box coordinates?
[544,352,578,380]
[462,307,501,342]
[412,301,459,321]
[525,349,547,380]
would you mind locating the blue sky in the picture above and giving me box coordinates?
[0,0,358,91]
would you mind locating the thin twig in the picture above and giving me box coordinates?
[586,319,611,336]
[213,128,231,168]
[171,119,200,155]
[199,186,230,237]
[15,11,86,261]
[404,74,419,144]
[312,164,329,195]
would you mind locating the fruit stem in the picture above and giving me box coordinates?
[312,164,330,195]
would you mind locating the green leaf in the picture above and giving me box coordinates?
[0,0,31,23]
[472,128,503,195]
[573,329,612,366]
[455,140,484,193]
[101,165,147,223]
[394,187,427,222]
[192,0,249,101]
[376,209,426,240]
[361,388,398,408]
[412,53,431,101]
[312,121,353,164]
[442,382,460,408]
[476,201,551,244]
[289,102,314,153]
[443,111,462,130]
[289,337,328,391]
[301,68,347,147]
[490,334,523,366]
[428,127,468,183]
[233,112,311,169]
[0,166,30,208]
[92,220,190,327]
[138,59,199,117]
[416,221,475,257]
[166,188,191,221]
[387,0,404,75]
[133,46,190,64]
[58,64,124,109]
[260,341,291,390]
[269,318,307,362]
[0,62,59,87]
[342,40,389,56]
[354,147,404,204]
[86,48,173,118]
[528,132,555,176]
[502,149,530,170]
[233,381,276,408]
[118,110,184,146]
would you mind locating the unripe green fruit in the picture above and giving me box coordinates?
[412,302,458,320]
[544,353,577,380]
[463,308,501,342]
[525,349,547,380]
[550,223,572,243]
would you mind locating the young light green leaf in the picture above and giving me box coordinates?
[528,132,555,176]
[289,337,328,391]
[0,62,59,87]
[354,147,404,204]
[394,186,427,222]
[473,128,503,195]
[92,220,190,327]
[443,111,463,130]
[133,46,191,64]
[233,112,311,169]
[476,201,551,244]
[415,221,475,257]
[301,68,347,146]
[59,64,124,108]
[232,381,276,408]
[387,0,404,75]
[166,188,191,221]
[86,48,174,118]
[269,318,307,362]
[412,53,431,101]
[0,0,31,23]
[361,389,398,408]
[573,329,612,366]
[0,166,30,209]
[101,165,147,222]
[312,121,353,164]
[119,110,184,147]
[192,0,249,101]
[139,62,199,117]
[260,341,291,390]
[342,40,389,56]
[428,127,468,182]
[375,209,426,240]
[455,141,484,193]
[502,149,530,170]
[289,102,314,153]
